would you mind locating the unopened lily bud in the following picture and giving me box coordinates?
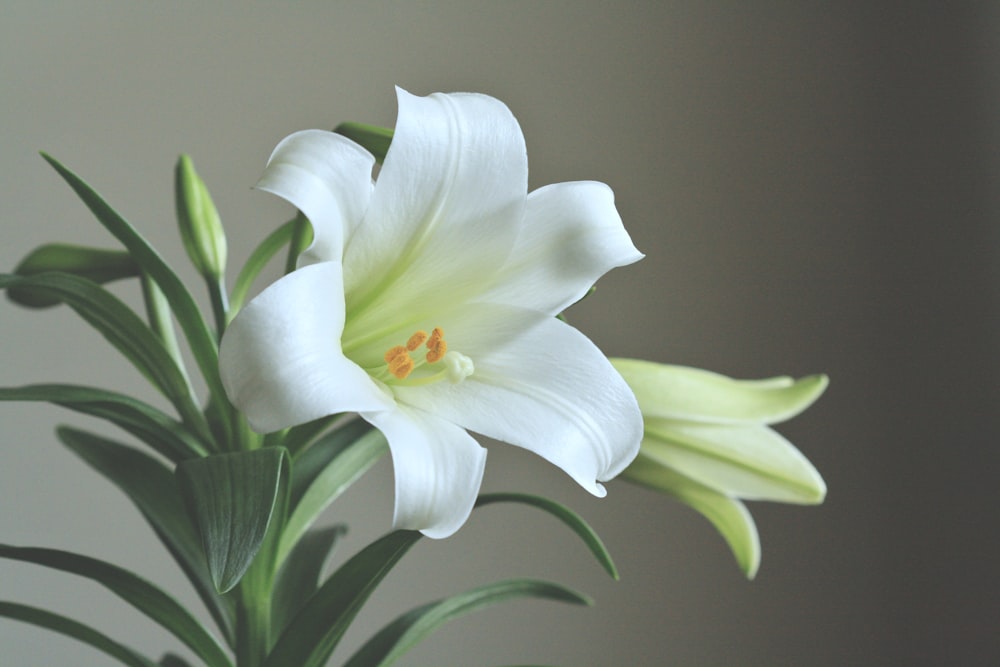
[175,154,227,279]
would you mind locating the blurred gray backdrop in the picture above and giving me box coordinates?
[2,2,998,665]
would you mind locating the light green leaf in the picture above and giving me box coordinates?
[642,420,826,504]
[40,153,230,445]
[176,448,289,593]
[333,122,393,164]
[476,493,618,579]
[611,358,828,425]
[344,579,590,667]
[0,384,206,461]
[0,272,211,443]
[0,601,159,667]
[57,427,236,644]
[271,524,347,638]
[626,453,761,578]
[0,545,232,667]
[278,426,386,567]
[7,243,139,308]
[264,530,422,667]
[229,218,297,316]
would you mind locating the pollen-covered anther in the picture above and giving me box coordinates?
[383,345,408,363]
[387,351,415,379]
[406,330,428,351]
[426,338,447,364]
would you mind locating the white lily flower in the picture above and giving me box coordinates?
[611,359,828,578]
[220,88,644,538]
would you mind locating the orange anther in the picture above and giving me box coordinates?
[406,330,428,351]
[388,352,414,379]
[426,327,444,349]
[383,345,408,363]
[426,339,447,364]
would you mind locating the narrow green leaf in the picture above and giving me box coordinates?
[57,426,236,643]
[229,218,296,316]
[159,654,196,667]
[0,601,159,667]
[0,384,206,461]
[8,243,139,308]
[271,524,347,638]
[284,211,313,274]
[176,448,289,593]
[0,545,232,667]
[264,530,422,667]
[276,414,339,458]
[344,579,590,667]
[40,153,231,445]
[626,453,761,578]
[476,493,618,580]
[278,427,387,567]
[333,122,393,164]
[0,272,210,444]
[289,419,374,503]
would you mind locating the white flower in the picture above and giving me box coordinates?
[220,88,644,538]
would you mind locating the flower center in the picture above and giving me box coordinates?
[374,327,474,387]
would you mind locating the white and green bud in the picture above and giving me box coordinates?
[611,359,828,578]
[175,154,227,280]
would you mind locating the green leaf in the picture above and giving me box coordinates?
[264,530,422,667]
[278,427,387,567]
[0,383,206,461]
[229,218,296,316]
[476,493,618,580]
[159,654,196,667]
[57,426,237,643]
[176,448,290,593]
[0,272,210,443]
[274,414,339,458]
[610,358,829,425]
[271,524,347,638]
[0,601,159,667]
[333,122,393,164]
[0,545,232,667]
[626,453,761,578]
[344,579,591,667]
[289,419,374,503]
[40,153,231,445]
[284,211,314,274]
[7,243,139,308]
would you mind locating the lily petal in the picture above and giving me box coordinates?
[482,181,643,315]
[612,359,829,425]
[396,317,642,495]
[642,419,827,504]
[256,129,375,266]
[363,405,487,539]
[219,261,393,432]
[342,88,528,335]
[625,453,761,579]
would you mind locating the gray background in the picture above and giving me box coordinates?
[2,2,998,665]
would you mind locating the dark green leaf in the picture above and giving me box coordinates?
[40,153,230,445]
[0,272,210,443]
[279,427,386,566]
[229,218,296,316]
[8,243,139,308]
[344,579,590,667]
[0,601,159,667]
[57,427,236,644]
[176,448,289,593]
[0,384,206,462]
[284,211,313,274]
[159,654,196,667]
[289,418,375,504]
[0,545,232,667]
[264,530,422,667]
[476,493,618,580]
[273,414,338,458]
[333,122,393,164]
[271,524,347,638]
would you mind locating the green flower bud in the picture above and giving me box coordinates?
[175,154,227,279]
[611,359,828,578]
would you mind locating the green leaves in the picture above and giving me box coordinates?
[7,243,139,308]
[176,448,290,594]
[344,579,590,667]
[0,545,232,667]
